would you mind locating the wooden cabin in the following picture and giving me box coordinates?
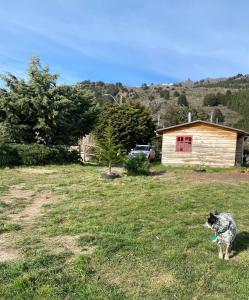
[156,120,249,167]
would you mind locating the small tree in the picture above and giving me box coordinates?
[213,108,225,123]
[96,125,123,174]
[177,94,189,106]
[203,94,220,106]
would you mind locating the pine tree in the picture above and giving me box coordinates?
[0,57,97,145]
[96,125,123,174]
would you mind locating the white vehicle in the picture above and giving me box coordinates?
[129,145,156,161]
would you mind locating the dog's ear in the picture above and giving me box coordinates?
[209,212,214,217]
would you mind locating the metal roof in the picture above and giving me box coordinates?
[156,120,249,136]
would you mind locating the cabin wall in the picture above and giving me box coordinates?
[235,136,244,165]
[161,124,237,167]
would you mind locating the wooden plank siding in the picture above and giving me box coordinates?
[235,136,244,165]
[161,123,238,167]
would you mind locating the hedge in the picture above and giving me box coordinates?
[0,144,80,167]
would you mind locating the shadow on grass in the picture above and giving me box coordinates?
[150,171,167,176]
[231,231,249,258]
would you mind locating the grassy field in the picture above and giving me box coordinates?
[0,163,249,299]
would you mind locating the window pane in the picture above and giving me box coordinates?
[176,136,192,152]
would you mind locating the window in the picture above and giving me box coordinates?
[176,136,192,152]
[134,146,150,151]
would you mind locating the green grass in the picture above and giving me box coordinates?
[0,164,249,299]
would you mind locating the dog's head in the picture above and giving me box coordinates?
[204,212,219,230]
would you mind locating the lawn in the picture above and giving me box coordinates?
[0,164,249,299]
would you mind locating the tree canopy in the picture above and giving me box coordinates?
[0,57,97,145]
[162,103,208,127]
[94,103,156,151]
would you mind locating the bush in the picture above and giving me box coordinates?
[177,94,189,106]
[0,144,80,167]
[212,108,225,123]
[0,144,21,167]
[159,90,170,100]
[173,91,180,97]
[203,94,220,106]
[123,154,150,176]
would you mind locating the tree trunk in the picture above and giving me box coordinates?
[108,163,112,175]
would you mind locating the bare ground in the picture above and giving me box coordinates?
[180,171,249,184]
[0,184,93,262]
[17,168,56,174]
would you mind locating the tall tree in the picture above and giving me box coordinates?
[94,103,156,151]
[0,57,97,145]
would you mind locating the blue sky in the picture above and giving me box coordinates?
[0,0,249,86]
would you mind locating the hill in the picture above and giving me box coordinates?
[76,75,249,129]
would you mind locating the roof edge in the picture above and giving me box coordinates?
[156,120,249,136]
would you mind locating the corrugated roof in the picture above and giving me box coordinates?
[156,120,249,136]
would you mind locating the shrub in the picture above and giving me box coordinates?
[0,144,21,167]
[173,91,180,97]
[149,95,155,101]
[212,108,225,123]
[177,94,189,106]
[0,144,79,167]
[123,154,150,176]
[159,90,170,100]
[203,94,220,106]
[141,83,149,90]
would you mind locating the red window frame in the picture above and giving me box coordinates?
[176,136,192,152]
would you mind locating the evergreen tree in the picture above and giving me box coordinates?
[94,103,155,151]
[0,57,97,145]
[96,125,123,174]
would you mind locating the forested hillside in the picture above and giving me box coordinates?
[76,75,249,131]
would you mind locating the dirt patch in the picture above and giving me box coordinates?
[181,172,249,184]
[44,235,96,255]
[150,272,175,289]
[102,265,175,294]
[151,171,176,180]
[66,183,87,190]
[18,168,56,174]
[10,191,57,225]
[0,184,35,204]
[0,232,22,262]
[0,186,59,262]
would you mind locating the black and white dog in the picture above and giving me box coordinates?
[204,212,237,260]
